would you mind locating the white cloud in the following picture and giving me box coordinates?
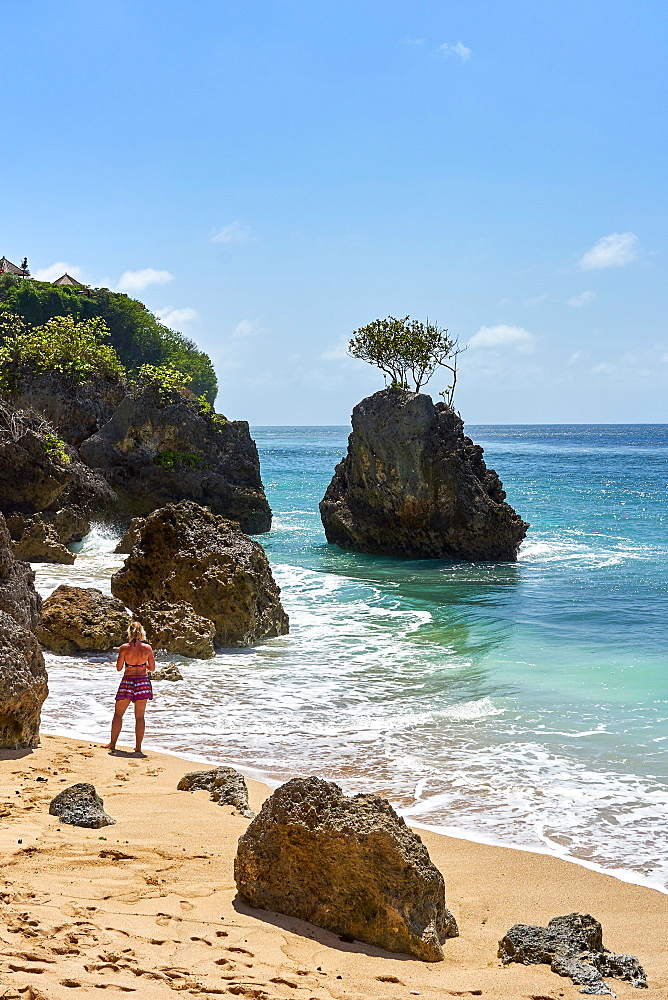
[212,220,252,244]
[568,349,585,365]
[580,232,640,270]
[322,334,351,360]
[155,307,199,327]
[567,290,596,307]
[231,319,260,339]
[524,292,550,306]
[440,40,471,61]
[116,268,174,292]
[403,37,424,46]
[468,324,535,352]
[32,261,83,282]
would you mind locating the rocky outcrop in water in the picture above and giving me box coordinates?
[152,663,184,681]
[49,783,115,828]
[14,371,126,446]
[234,776,458,961]
[178,767,253,818]
[0,610,48,749]
[80,386,271,533]
[37,584,130,655]
[6,514,76,564]
[498,912,647,995]
[111,502,288,648]
[135,601,216,659]
[0,514,41,631]
[320,388,528,561]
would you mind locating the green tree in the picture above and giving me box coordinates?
[20,257,29,276]
[348,315,463,402]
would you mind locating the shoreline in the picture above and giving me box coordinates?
[41,726,668,900]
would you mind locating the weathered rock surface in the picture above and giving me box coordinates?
[7,514,75,564]
[234,776,457,961]
[320,389,528,561]
[38,584,130,655]
[0,514,41,631]
[152,663,184,681]
[135,601,216,659]
[15,371,126,446]
[80,386,271,533]
[0,610,48,748]
[178,767,253,818]
[49,783,115,828]
[111,502,288,648]
[114,516,144,553]
[498,912,647,995]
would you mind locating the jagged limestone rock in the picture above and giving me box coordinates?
[7,514,75,564]
[49,783,115,828]
[38,584,130,655]
[0,513,41,632]
[114,516,144,554]
[135,600,216,659]
[111,502,288,648]
[498,912,647,995]
[320,388,528,561]
[0,610,48,749]
[178,766,253,818]
[14,371,126,446]
[151,663,184,681]
[234,776,458,962]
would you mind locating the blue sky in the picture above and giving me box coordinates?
[2,0,666,423]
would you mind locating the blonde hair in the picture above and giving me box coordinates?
[127,621,146,643]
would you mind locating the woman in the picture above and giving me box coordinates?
[105,622,155,755]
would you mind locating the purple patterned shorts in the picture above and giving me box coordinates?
[116,674,153,702]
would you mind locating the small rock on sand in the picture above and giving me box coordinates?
[49,782,116,829]
[177,766,253,818]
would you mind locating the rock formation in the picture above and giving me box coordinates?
[37,585,130,655]
[49,783,115,828]
[14,371,126,446]
[0,610,48,748]
[111,502,288,648]
[0,514,41,632]
[234,776,458,962]
[178,767,253,818]
[498,912,647,995]
[152,664,183,681]
[320,388,528,561]
[135,601,216,659]
[80,386,271,533]
[114,516,143,554]
[7,514,75,564]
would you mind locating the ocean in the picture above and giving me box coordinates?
[37,424,668,892]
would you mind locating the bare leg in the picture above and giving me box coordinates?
[134,699,147,753]
[105,699,130,751]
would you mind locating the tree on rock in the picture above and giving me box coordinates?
[348,315,462,402]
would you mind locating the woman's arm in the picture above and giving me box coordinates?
[147,647,156,672]
[116,646,126,672]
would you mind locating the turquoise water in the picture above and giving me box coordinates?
[39,424,668,890]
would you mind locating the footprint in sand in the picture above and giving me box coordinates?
[226,947,254,957]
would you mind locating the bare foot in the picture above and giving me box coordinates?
[133,750,146,757]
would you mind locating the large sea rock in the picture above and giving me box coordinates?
[111,501,288,648]
[0,611,48,749]
[80,386,271,533]
[0,513,41,632]
[14,371,126,446]
[234,776,458,961]
[320,388,528,561]
[37,584,130,655]
[135,600,216,659]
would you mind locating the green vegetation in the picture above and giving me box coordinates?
[152,449,207,470]
[42,431,71,464]
[0,273,217,402]
[348,315,463,403]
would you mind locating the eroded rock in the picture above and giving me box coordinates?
[114,516,143,554]
[178,767,253,818]
[234,776,457,961]
[38,584,130,655]
[152,663,184,681]
[15,371,126,446]
[0,514,41,631]
[7,514,75,564]
[136,600,216,659]
[498,912,647,995]
[320,388,528,561]
[80,385,271,533]
[111,502,288,648]
[0,610,48,748]
[49,783,115,828]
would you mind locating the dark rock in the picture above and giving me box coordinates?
[0,513,41,632]
[498,912,647,995]
[48,782,115,828]
[152,663,184,681]
[114,516,144,553]
[0,610,48,748]
[177,766,253,818]
[7,514,75,564]
[320,389,528,561]
[111,502,288,648]
[136,601,216,659]
[15,371,126,446]
[234,776,458,962]
[37,584,130,655]
[80,386,271,533]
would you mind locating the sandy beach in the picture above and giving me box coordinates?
[0,734,666,1000]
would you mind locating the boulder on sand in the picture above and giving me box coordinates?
[498,912,647,994]
[49,783,115,828]
[234,776,458,962]
[135,601,216,659]
[320,388,528,561]
[0,610,48,749]
[80,385,271,533]
[37,584,130,655]
[178,766,253,818]
[111,502,288,648]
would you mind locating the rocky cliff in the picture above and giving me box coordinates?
[320,388,528,561]
[14,371,126,446]
[80,386,271,534]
